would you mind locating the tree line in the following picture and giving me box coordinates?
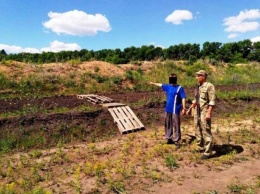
[1,39,260,65]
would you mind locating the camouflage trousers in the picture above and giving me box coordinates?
[194,109,213,156]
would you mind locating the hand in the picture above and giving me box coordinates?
[186,107,192,115]
[205,112,211,120]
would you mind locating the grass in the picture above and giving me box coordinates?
[216,88,260,100]
[0,121,259,193]
[226,177,260,194]
[164,154,179,170]
[1,60,260,98]
[0,104,100,119]
[0,60,259,193]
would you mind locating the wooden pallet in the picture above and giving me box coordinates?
[77,94,113,104]
[107,104,145,134]
[77,95,145,134]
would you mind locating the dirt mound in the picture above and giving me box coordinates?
[0,61,126,81]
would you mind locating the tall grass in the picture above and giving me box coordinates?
[0,60,259,97]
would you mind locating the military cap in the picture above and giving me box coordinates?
[196,70,207,76]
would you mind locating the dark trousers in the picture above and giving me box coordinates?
[165,113,181,142]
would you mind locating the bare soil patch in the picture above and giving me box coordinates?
[0,84,259,193]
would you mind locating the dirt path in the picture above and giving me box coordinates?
[140,119,260,193]
[147,158,260,194]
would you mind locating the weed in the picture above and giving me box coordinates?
[0,182,16,194]
[19,154,31,167]
[149,170,163,182]
[256,175,260,188]
[164,154,179,170]
[31,167,44,183]
[219,149,237,164]
[107,180,126,194]
[228,182,243,193]
[0,137,17,153]
[29,150,43,159]
[74,166,82,194]
[20,178,33,192]
[93,162,105,178]
[187,152,201,164]
[27,187,51,194]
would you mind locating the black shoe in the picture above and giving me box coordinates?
[200,154,210,160]
[167,139,174,144]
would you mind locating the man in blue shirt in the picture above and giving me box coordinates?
[149,74,187,148]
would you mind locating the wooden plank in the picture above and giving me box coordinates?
[112,107,134,132]
[97,95,113,102]
[108,106,144,134]
[77,95,84,99]
[102,103,126,108]
[77,94,144,134]
[108,108,127,134]
[121,107,139,129]
[86,96,99,104]
[109,107,132,134]
[93,95,106,102]
[115,107,136,130]
[124,106,144,128]
[77,94,114,104]
[120,106,139,128]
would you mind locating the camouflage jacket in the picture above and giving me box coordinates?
[193,82,216,112]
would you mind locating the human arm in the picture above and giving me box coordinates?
[206,105,214,120]
[181,98,187,115]
[148,82,162,87]
[186,100,196,115]
[206,84,216,120]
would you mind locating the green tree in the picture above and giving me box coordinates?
[248,41,260,62]
[201,42,222,60]
[219,43,233,62]
[0,49,7,61]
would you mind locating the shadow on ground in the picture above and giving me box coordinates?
[183,134,244,159]
[211,144,244,158]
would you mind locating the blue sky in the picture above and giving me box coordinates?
[1,0,260,53]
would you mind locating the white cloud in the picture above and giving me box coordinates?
[0,41,81,54]
[41,41,81,52]
[251,36,260,42]
[43,10,111,36]
[225,21,259,33]
[0,44,23,53]
[165,10,193,25]
[23,48,41,53]
[227,33,239,39]
[149,42,164,49]
[223,9,260,37]
[224,9,260,26]
[0,44,40,54]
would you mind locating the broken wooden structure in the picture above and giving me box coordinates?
[77,94,113,104]
[77,94,145,134]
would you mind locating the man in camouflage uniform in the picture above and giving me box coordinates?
[187,70,216,159]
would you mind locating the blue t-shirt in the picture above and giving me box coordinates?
[162,84,186,114]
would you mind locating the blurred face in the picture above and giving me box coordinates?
[196,74,205,84]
